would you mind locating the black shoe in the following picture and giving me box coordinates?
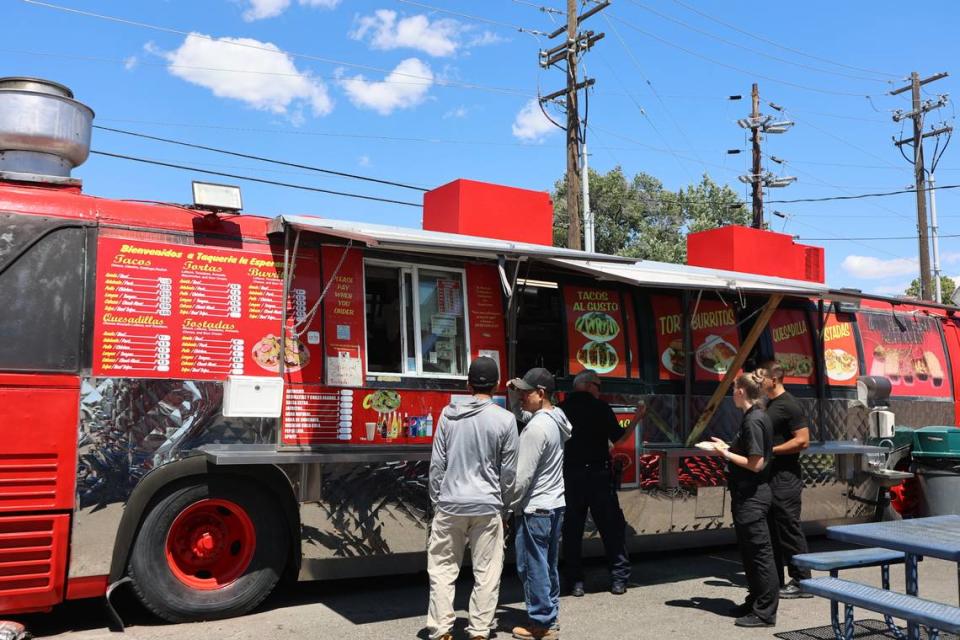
[780,580,813,599]
[611,583,627,595]
[728,602,752,618]
[571,581,585,597]
[735,614,775,628]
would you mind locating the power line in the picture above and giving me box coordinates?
[19,0,532,97]
[90,150,424,207]
[668,0,900,80]
[799,233,960,241]
[94,125,430,191]
[769,183,960,204]
[606,12,878,97]
[625,0,890,84]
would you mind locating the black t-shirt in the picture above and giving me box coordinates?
[766,391,807,486]
[727,405,774,496]
[559,391,624,467]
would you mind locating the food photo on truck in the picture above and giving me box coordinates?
[1,77,959,628]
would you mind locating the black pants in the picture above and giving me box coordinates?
[733,490,779,623]
[561,465,631,585]
[768,479,812,585]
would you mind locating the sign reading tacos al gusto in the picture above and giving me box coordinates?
[563,286,627,378]
[92,236,321,382]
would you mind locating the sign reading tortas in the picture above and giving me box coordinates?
[563,286,627,377]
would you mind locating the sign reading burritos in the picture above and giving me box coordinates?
[92,236,321,382]
[563,286,628,378]
[651,295,741,382]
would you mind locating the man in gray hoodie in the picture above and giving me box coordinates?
[507,368,572,640]
[427,356,519,640]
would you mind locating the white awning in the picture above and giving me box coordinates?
[546,258,830,296]
[268,215,636,263]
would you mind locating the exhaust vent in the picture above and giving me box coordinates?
[0,77,94,186]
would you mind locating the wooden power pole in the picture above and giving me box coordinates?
[539,1,608,250]
[750,83,763,228]
[891,71,949,301]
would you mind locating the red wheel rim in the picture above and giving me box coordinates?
[165,498,256,590]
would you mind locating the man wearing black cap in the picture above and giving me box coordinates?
[507,368,572,640]
[427,357,519,640]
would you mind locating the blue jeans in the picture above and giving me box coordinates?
[515,507,565,628]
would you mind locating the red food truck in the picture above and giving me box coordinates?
[1,77,959,624]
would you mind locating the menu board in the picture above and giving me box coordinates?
[651,296,741,382]
[822,309,859,387]
[321,246,365,387]
[465,264,507,377]
[281,386,466,446]
[860,312,950,398]
[770,309,815,385]
[93,237,321,382]
[563,286,628,378]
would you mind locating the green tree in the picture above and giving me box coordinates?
[552,167,748,262]
[905,276,956,301]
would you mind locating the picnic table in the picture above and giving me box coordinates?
[826,515,960,640]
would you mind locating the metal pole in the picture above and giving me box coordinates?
[581,138,594,253]
[929,173,942,304]
[751,83,764,228]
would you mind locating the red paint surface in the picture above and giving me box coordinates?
[465,264,507,380]
[320,246,365,387]
[165,498,256,590]
[612,408,639,488]
[687,225,825,283]
[0,514,69,614]
[942,316,960,423]
[65,576,108,600]
[423,179,553,246]
[563,285,628,378]
[92,236,321,382]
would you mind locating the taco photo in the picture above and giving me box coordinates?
[576,340,620,374]
[574,311,620,342]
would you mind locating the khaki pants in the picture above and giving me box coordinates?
[427,511,504,639]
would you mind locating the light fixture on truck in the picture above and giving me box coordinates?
[192,181,243,213]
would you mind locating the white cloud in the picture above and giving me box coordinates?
[840,254,919,279]
[358,155,371,167]
[159,33,333,118]
[123,56,138,71]
[241,0,341,22]
[337,58,433,115]
[444,105,468,119]
[467,31,506,48]
[869,281,913,296]
[512,99,557,142]
[350,10,461,57]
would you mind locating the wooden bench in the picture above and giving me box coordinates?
[802,577,960,640]
[794,548,910,639]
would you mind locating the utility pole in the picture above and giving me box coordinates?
[539,1,608,250]
[891,71,949,301]
[735,84,795,228]
[750,84,763,227]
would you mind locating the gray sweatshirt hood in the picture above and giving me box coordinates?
[442,397,493,421]
[540,406,573,442]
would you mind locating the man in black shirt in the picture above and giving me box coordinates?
[760,361,812,599]
[559,370,636,596]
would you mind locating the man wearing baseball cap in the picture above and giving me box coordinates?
[507,368,572,640]
[427,357,519,640]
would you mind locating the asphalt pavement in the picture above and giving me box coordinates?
[25,539,960,640]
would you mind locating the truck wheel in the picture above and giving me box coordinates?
[127,477,287,622]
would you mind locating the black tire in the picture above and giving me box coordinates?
[127,476,287,623]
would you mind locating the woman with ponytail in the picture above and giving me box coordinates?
[709,372,778,628]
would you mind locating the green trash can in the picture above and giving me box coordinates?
[912,427,960,516]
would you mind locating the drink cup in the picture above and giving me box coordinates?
[365,422,377,441]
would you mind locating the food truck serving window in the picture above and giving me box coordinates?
[364,260,469,377]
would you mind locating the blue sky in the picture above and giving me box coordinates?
[6,0,959,296]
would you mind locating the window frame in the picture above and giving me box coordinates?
[362,258,471,380]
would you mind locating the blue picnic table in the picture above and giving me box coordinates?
[826,515,960,640]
